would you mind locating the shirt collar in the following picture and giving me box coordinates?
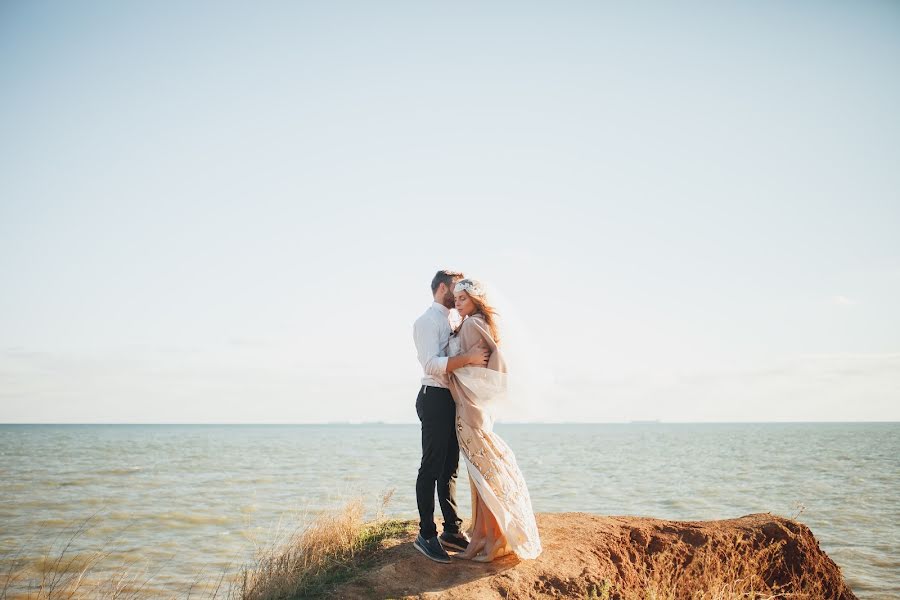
[431,301,450,317]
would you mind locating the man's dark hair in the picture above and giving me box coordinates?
[431,270,464,294]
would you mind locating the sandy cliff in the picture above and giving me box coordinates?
[328,512,856,599]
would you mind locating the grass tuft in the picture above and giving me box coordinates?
[235,494,413,600]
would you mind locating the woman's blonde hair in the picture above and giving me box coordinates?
[467,294,501,345]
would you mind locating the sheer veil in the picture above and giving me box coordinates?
[464,283,553,422]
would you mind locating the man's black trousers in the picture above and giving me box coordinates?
[414,385,463,539]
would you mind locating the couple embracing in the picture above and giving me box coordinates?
[412,269,542,564]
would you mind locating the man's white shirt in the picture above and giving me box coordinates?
[413,302,452,388]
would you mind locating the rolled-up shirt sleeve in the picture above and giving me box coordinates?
[414,317,448,377]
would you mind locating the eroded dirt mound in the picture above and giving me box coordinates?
[329,512,857,599]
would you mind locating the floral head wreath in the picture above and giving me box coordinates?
[454,278,486,297]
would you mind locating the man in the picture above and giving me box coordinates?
[412,269,490,563]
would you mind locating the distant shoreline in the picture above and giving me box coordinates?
[1,420,897,426]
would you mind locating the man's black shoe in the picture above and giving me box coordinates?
[413,534,451,563]
[439,531,470,552]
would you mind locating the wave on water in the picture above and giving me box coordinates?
[155,512,232,527]
[96,466,143,475]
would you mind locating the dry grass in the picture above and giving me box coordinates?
[0,490,409,600]
[233,490,411,600]
[1,511,168,600]
[585,531,831,600]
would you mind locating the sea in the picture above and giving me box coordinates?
[0,423,897,599]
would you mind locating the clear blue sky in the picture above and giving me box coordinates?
[1,1,898,423]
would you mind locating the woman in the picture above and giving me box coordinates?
[447,278,542,562]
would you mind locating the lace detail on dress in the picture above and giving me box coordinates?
[456,416,542,559]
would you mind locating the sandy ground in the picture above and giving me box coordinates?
[328,512,857,600]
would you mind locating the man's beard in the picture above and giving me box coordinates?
[442,291,455,308]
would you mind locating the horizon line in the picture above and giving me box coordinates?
[1,420,897,426]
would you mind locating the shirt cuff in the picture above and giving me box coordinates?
[426,355,449,376]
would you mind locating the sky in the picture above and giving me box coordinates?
[1,1,898,423]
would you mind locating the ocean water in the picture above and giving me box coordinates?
[0,423,897,598]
